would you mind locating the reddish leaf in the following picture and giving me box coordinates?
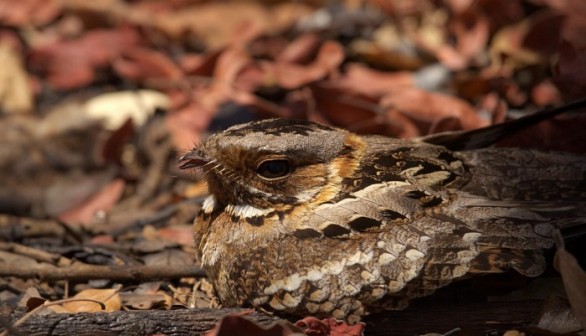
[28,27,143,90]
[295,317,365,336]
[113,47,184,82]
[180,50,222,77]
[310,83,382,133]
[99,118,135,165]
[337,63,414,97]
[213,45,252,86]
[274,41,344,89]
[448,9,490,69]
[58,178,126,227]
[165,101,214,150]
[277,33,322,64]
[205,314,302,336]
[58,288,121,313]
[156,225,193,246]
[381,88,488,132]
[554,232,586,331]
[531,79,561,107]
[0,0,61,26]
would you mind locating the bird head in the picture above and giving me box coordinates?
[179,119,365,210]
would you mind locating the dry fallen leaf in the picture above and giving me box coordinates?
[272,40,345,89]
[380,87,488,132]
[535,296,582,334]
[0,42,33,114]
[0,0,61,26]
[84,90,170,130]
[295,316,365,336]
[554,231,586,331]
[113,47,184,82]
[55,288,121,313]
[58,178,126,227]
[205,314,303,336]
[155,225,194,247]
[28,26,143,90]
[335,63,414,97]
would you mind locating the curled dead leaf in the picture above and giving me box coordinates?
[381,88,488,132]
[113,47,184,82]
[0,42,33,114]
[554,230,586,331]
[205,314,302,336]
[274,40,344,89]
[337,63,413,97]
[28,27,143,90]
[51,288,121,313]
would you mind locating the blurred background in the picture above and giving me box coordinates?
[0,0,585,332]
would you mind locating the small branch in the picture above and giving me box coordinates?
[0,262,206,281]
[0,242,72,267]
[4,300,545,336]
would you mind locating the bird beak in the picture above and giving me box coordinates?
[178,151,208,170]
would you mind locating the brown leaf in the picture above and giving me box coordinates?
[337,63,413,97]
[276,33,322,64]
[205,314,302,336]
[213,45,252,87]
[113,47,184,82]
[165,101,215,150]
[155,225,193,247]
[0,0,61,26]
[21,288,45,310]
[554,231,586,330]
[180,50,222,77]
[274,40,344,89]
[295,317,365,336]
[58,178,126,227]
[154,3,269,50]
[142,249,194,268]
[0,41,33,113]
[489,20,540,72]
[28,26,142,90]
[440,9,489,70]
[381,88,488,132]
[382,109,422,138]
[58,288,121,313]
[309,83,382,133]
[348,39,425,71]
[121,285,172,310]
[531,79,561,107]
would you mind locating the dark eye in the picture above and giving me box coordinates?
[256,159,291,180]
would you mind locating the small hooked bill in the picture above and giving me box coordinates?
[178,152,208,170]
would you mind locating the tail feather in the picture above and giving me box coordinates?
[420,97,586,151]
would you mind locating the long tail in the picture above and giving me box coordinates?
[420,97,586,150]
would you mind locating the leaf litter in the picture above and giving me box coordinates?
[0,0,585,335]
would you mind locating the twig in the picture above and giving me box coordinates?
[0,262,206,281]
[0,242,72,267]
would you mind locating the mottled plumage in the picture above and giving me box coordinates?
[180,117,586,323]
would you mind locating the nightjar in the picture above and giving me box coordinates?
[180,113,586,322]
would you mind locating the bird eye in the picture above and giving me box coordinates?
[256,159,291,180]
